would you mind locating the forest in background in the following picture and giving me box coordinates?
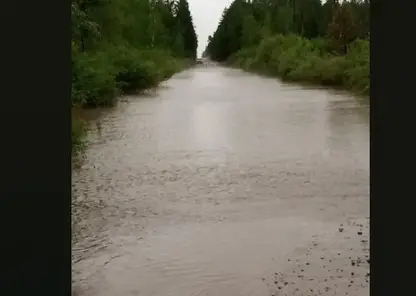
[72,0,198,149]
[204,0,369,95]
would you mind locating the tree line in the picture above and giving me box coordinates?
[72,0,198,57]
[71,0,198,147]
[204,0,369,95]
[206,0,369,60]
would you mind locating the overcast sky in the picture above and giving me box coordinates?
[188,0,234,57]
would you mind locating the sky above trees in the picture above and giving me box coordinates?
[188,0,234,57]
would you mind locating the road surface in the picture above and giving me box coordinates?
[72,65,369,296]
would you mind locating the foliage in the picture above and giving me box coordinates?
[343,39,370,94]
[107,46,160,93]
[71,0,198,105]
[71,0,198,146]
[206,0,369,95]
[72,51,119,107]
[231,34,369,95]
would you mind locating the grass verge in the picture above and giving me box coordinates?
[228,35,369,96]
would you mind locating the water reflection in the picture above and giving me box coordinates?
[72,66,369,296]
[191,102,231,150]
[323,92,369,167]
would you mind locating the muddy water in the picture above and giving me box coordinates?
[72,66,369,296]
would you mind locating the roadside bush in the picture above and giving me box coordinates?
[252,36,281,69]
[286,54,322,83]
[343,40,370,94]
[143,49,184,80]
[310,38,334,56]
[314,56,349,85]
[229,46,257,69]
[231,34,369,96]
[107,46,160,92]
[159,58,181,80]
[71,46,188,108]
[72,52,119,107]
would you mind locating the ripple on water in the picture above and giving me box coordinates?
[72,66,369,296]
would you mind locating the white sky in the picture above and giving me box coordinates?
[188,0,235,57]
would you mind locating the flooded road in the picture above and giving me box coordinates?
[72,66,369,296]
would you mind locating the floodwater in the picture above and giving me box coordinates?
[72,65,369,296]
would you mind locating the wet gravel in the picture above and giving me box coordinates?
[264,219,369,295]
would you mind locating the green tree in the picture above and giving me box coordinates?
[204,0,369,97]
[241,14,261,47]
[175,0,198,59]
[327,0,360,54]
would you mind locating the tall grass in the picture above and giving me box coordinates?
[230,34,369,96]
[72,114,85,153]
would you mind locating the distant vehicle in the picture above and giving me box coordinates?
[196,58,203,64]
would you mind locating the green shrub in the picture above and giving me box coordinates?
[231,34,369,95]
[310,38,333,56]
[159,58,181,80]
[286,54,322,82]
[137,49,186,81]
[107,47,186,92]
[71,46,186,107]
[105,46,157,92]
[344,40,370,94]
[315,56,348,85]
[151,51,185,80]
[72,52,119,107]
